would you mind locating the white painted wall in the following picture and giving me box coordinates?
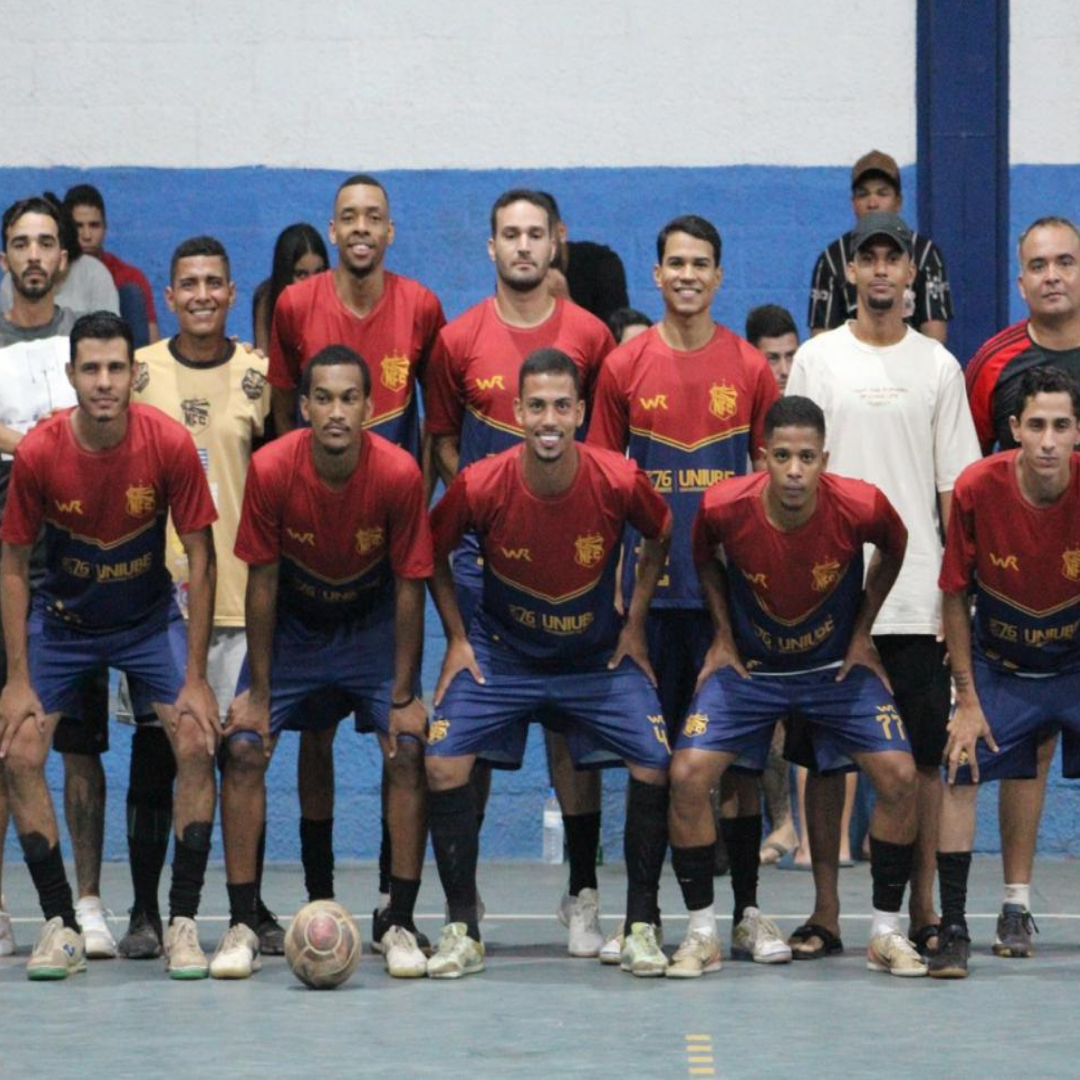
[1,0,916,169]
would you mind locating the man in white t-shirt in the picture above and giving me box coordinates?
[785,211,980,964]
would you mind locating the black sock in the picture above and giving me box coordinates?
[378,816,392,897]
[254,825,268,907]
[937,850,972,933]
[127,725,175,916]
[672,844,715,912]
[869,835,915,913]
[564,811,600,895]
[388,875,421,928]
[227,882,258,930]
[300,817,334,901]
[169,824,212,922]
[624,778,669,933]
[429,785,480,940]
[721,813,762,922]
[22,838,77,930]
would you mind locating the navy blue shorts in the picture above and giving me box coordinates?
[675,664,910,772]
[427,634,670,771]
[952,657,1080,784]
[646,608,713,732]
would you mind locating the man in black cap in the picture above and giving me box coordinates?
[808,150,953,343]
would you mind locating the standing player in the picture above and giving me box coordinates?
[425,188,616,957]
[668,396,923,978]
[425,349,673,978]
[588,215,782,963]
[268,173,444,920]
[216,345,431,980]
[0,311,219,980]
[787,211,980,960]
[931,367,1080,978]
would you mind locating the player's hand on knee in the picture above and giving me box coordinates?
[836,632,892,693]
[222,690,272,758]
[433,637,485,707]
[944,700,998,784]
[175,676,222,756]
[388,696,427,759]
[608,625,656,685]
[0,680,45,757]
[694,634,748,695]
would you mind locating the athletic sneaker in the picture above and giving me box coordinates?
[992,904,1038,958]
[620,922,668,977]
[731,907,792,964]
[255,904,286,957]
[27,917,85,981]
[0,896,15,957]
[371,906,432,956]
[601,920,663,965]
[557,888,605,958]
[381,926,427,978]
[866,929,927,977]
[164,917,209,980]
[426,922,485,979]
[209,924,261,979]
[75,896,117,959]
[118,908,164,959]
[667,929,722,979]
[928,925,970,979]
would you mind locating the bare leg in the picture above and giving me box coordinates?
[0,764,8,899]
[760,725,796,861]
[790,771,845,951]
[221,737,274,886]
[298,727,335,820]
[62,752,105,899]
[546,729,601,815]
[907,764,942,933]
[378,735,427,880]
[999,733,1057,885]
[838,771,857,864]
[794,765,812,865]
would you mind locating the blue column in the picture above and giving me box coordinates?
[917,0,1009,365]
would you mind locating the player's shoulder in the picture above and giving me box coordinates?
[701,472,764,515]
[440,297,492,342]
[251,427,307,474]
[819,472,887,514]
[578,441,639,485]
[134,338,173,371]
[279,270,332,315]
[385,271,441,311]
[16,409,73,458]
[599,324,659,376]
[231,342,269,381]
[560,297,611,337]
[954,450,1014,495]
[129,402,194,446]
[712,324,770,371]
[967,320,1032,377]
[364,429,423,477]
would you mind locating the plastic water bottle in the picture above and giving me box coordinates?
[542,788,564,864]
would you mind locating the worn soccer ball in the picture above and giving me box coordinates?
[284,900,362,989]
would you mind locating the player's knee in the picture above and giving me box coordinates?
[874,756,917,807]
[425,754,469,792]
[669,753,713,807]
[3,725,50,773]
[223,736,269,780]
[385,739,424,785]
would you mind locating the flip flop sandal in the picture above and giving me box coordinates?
[788,922,844,960]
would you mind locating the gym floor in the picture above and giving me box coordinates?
[2,856,1078,1077]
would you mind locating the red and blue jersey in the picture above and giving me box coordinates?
[693,472,907,672]
[940,451,1080,673]
[587,324,778,609]
[431,443,671,666]
[0,405,217,631]
[235,429,433,628]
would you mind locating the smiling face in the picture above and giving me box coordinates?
[1018,223,1080,326]
[330,182,393,281]
[654,231,722,319]
[165,255,234,342]
[513,370,584,465]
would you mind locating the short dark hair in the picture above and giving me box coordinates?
[1013,365,1080,421]
[69,311,134,365]
[518,347,580,397]
[2,196,63,252]
[608,307,652,342]
[490,189,556,236]
[300,344,371,398]
[170,235,230,283]
[336,173,389,204]
[656,214,722,265]
[536,190,562,223]
[1017,215,1080,263]
[63,184,106,222]
[763,395,826,440]
[745,304,798,348]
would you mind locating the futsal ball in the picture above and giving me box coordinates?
[285,900,362,989]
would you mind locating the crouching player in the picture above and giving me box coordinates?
[932,367,1080,978]
[425,348,673,978]
[216,345,432,979]
[668,396,927,978]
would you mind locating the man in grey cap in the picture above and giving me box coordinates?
[808,150,953,343]
[785,211,980,972]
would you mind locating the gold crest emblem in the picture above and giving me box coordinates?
[708,382,738,421]
[573,533,605,568]
[125,484,157,517]
[1062,546,1080,582]
[241,368,267,401]
[132,360,150,393]
[428,718,450,745]
[380,354,411,393]
[811,559,840,592]
[355,526,385,555]
[683,712,709,737]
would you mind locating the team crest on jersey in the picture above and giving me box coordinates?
[380,354,410,393]
[1062,546,1080,582]
[355,526,385,555]
[811,560,840,592]
[132,361,149,393]
[125,484,157,517]
[242,368,267,401]
[708,382,738,421]
[573,533,605,568]
[428,719,450,744]
[181,397,211,432]
[683,712,708,737]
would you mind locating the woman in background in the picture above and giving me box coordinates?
[252,222,329,353]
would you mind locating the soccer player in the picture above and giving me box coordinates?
[425,348,673,979]
[808,150,953,343]
[931,367,1080,978]
[668,395,924,978]
[425,188,616,957]
[787,210,980,961]
[588,215,782,963]
[216,345,432,980]
[0,311,219,980]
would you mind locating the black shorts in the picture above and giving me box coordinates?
[51,668,111,756]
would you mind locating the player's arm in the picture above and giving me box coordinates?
[941,589,998,783]
[837,546,903,689]
[432,434,460,489]
[268,299,300,435]
[695,557,748,689]
[0,427,23,455]
[608,518,671,683]
[174,526,220,755]
[271,387,297,437]
[388,577,428,756]
[0,541,44,756]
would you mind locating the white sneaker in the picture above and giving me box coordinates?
[557,889,605,958]
[620,922,668,977]
[731,907,792,964]
[866,929,928,977]
[426,923,485,979]
[667,929,722,979]
[599,928,623,965]
[0,895,15,957]
[164,916,209,980]
[210,923,261,979]
[381,925,427,978]
[27,916,85,980]
[75,896,117,959]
